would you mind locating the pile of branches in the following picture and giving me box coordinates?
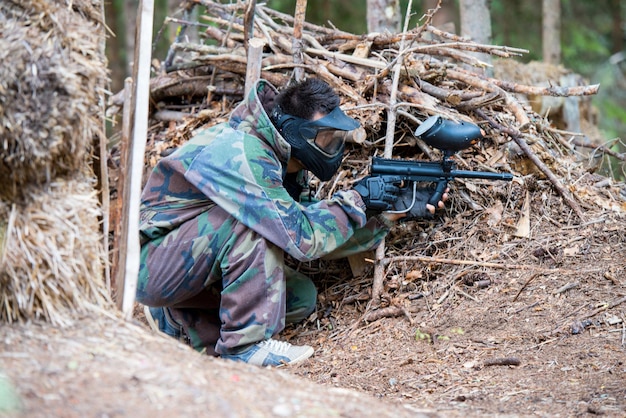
[108,1,624,307]
[108,0,604,220]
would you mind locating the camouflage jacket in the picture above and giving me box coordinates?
[139,79,386,261]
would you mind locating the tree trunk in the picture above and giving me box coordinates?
[542,0,561,64]
[104,0,129,98]
[609,0,623,53]
[423,0,457,33]
[124,0,139,75]
[459,0,492,74]
[366,0,400,33]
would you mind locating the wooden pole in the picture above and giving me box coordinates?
[371,0,414,306]
[243,0,257,51]
[115,0,154,319]
[111,78,133,297]
[292,0,307,82]
[97,0,111,293]
[244,37,266,98]
[114,74,133,315]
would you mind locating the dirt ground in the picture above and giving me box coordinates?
[1,172,625,417]
[285,182,626,418]
[2,2,623,416]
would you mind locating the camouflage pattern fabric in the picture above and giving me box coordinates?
[137,79,390,355]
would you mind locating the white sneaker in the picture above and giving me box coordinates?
[221,339,314,367]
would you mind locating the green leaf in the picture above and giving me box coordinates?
[414,329,431,343]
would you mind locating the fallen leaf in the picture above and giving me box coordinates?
[485,200,504,227]
[405,270,423,281]
[514,190,530,238]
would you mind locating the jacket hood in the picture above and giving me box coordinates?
[229,79,291,164]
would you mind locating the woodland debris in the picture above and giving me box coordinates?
[107,1,606,220]
[554,282,579,294]
[104,1,625,315]
[361,305,412,324]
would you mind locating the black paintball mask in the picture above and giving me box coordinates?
[270,105,360,181]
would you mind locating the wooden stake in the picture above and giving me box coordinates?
[111,78,133,294]
[292,0,307,82]
[244,37,266,98]
[371,0,414,306]
[115,0,154,319]
[242,0,260,93]
[243,0,257,51]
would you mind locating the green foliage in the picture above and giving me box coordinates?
[152,0,173,61]
[561,24,612,76]
[414,328,432,342]
[450,326,464,335]
[491,0,542,62]
[414,327,465,343]
[267,0,294,16]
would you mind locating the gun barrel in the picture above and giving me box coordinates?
[371,157,513,182]
[371,157,443,177]
[450,169,514,181]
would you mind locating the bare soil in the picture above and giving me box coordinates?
[1,178,625,418]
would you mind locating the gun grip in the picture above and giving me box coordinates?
[428,181,448,206]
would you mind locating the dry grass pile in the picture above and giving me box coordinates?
[0,0,112,325]
[0,0,107,202]
[0,178,111,326]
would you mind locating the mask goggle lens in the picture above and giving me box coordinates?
[312,129,344,156]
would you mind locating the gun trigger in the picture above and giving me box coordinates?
[429,181,448,206]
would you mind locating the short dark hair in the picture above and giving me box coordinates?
[274,78,340,120]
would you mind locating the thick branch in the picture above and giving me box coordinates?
[447,68,530,128]
[476,109,586,221]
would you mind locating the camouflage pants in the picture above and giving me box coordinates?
[137,204,318,356]
[137,205,382,356]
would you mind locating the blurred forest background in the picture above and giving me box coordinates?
[104,0,626,178]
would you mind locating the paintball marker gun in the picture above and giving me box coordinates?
[371,115,514,211]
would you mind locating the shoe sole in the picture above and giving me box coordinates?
[275,346,315,367]
[143,305,162,334]
[290,347,315,366]
[225,344,314,367]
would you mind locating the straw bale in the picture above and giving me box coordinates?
[0,177,113,326]
[0,0,108,203]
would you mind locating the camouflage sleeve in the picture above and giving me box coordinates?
[184,128,369,261]
[322,216,390,260]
